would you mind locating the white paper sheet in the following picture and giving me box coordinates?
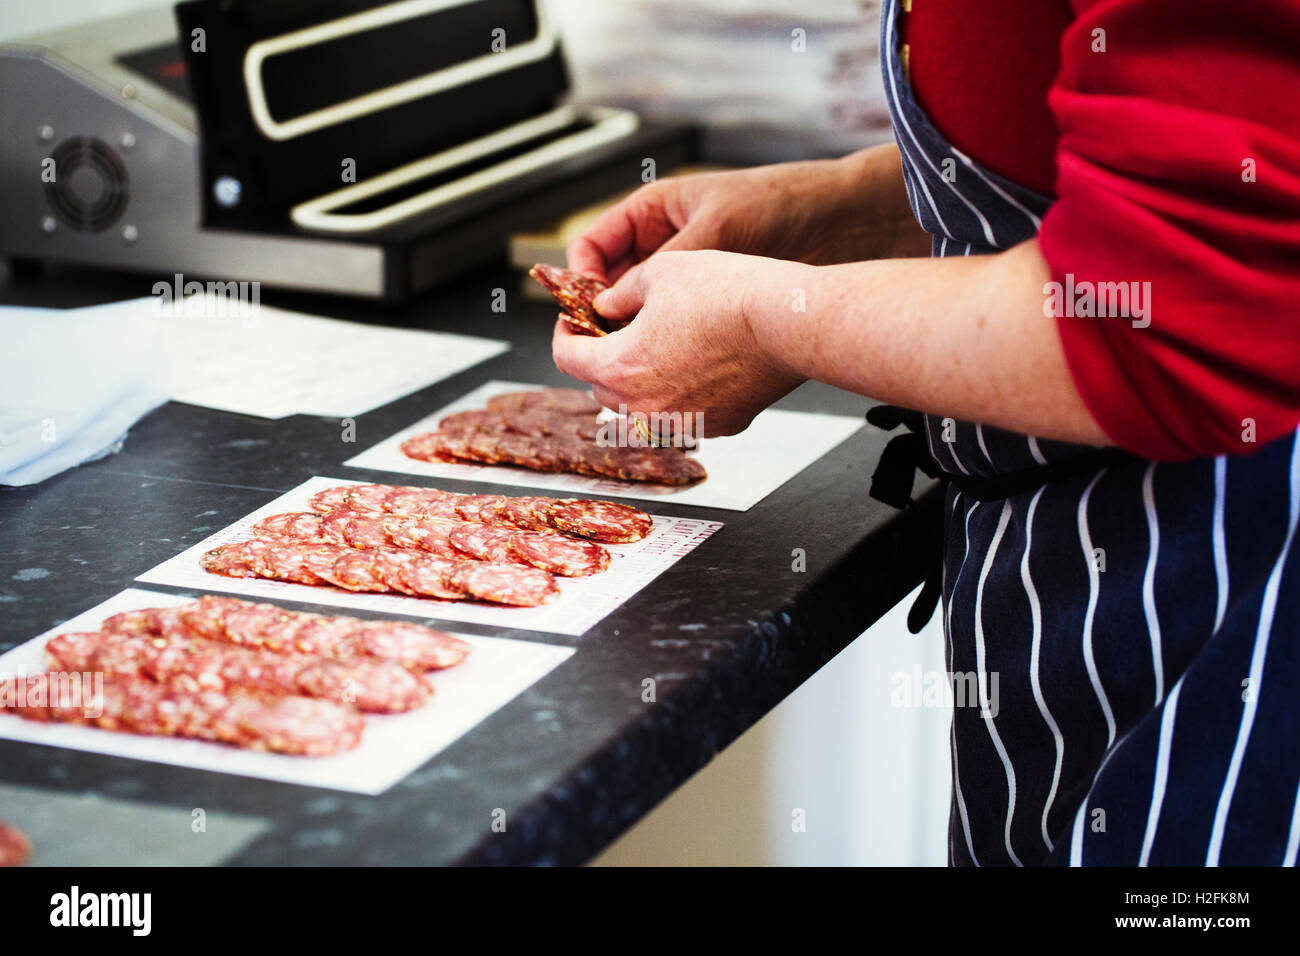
[136,476,723,636]
[0,589,574,794]
[343,380,865,510]
[70,293,507,419]
[163,295,509,419]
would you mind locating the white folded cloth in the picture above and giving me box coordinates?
[0,300,167,486]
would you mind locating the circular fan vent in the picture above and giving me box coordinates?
[44,136,130,233]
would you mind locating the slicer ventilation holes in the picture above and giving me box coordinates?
[44,136,130,233]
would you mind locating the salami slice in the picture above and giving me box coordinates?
[290,546,353,591]
[418,491,463,519]
[382,486,460,517]
[409,517,460,558]
[398,554,468,600]
[252,512,302,539]
[222,692,365,756]
[309,486,354,514]
[203,539,278,579]
[432,430,486,463]
[261,540,331,585]
[550,434,604,475]
[293,659,430,713]
[503,407,601,440]
[537,388,604,416]
[602,446,707,485]
[0,823,30,867]
[465,429,507,464]
[369,549,420,596]
[546,499,653,543]
[201,542,261,579]
[43,632,103,671]
[342,513,395,551]
[220,607,309,654]
[143,606,192,640]
[446,561,561,607]
[319,509,354,546]
[282,615,366,659]
[292,546,348,590]
[439,409,507,435]
[400,433,458,463]
[250,512,334,545]
[501,495,561,532]
[348,621,471,670]
[341,484,397,513]
[179,596,234,642]
[286,513,332,543]
[223,602,294,649]
[101,609,156,636]
[449,524,518,563]
[484,391,543,415]
[486,388,603,418]
[455,494,510,525]
[555,308,607,337]
[380,515,424,550]
[498,407,551,438]
[660,452,709,485]
[244,539,285,578]
[509,532,611,577]
[328,550,393,592]
[494,433,563,472]
[528,264,612,334]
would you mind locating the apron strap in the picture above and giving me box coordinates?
[866,405,945,633]
[944,447,1141,501]
[866,405,942,508]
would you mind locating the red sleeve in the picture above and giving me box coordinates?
[1039,0,1300,461]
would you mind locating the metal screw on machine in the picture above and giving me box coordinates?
[119,132,136,151]
[40,216,57,234]
[212,176,242,208]
[121,224,139,244]
[38,125,54,143]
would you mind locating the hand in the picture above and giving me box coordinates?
[552,250,808,437]
[567,145,930,285]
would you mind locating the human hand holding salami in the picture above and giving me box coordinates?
[551,249,808,438]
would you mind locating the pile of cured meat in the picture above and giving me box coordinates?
[13,596,471,757]
[201,483,655,608]
[400,388,707,486]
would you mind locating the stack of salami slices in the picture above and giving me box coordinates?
[400,389,707,486]
[529,263,625,337]
[201,483,655,608]
[15,596,471,756]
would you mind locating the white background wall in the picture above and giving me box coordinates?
[0,0,163,39]
[595,589,951,867]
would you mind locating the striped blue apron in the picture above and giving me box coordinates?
[878,0,1300,866]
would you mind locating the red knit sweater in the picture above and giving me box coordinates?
[904,0,1300,460]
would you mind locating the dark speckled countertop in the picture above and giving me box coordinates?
[0,262,937,865]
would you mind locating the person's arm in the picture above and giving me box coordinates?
[554,240,1109,445]
[566,144,931,285]
[749,240,1109,445]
